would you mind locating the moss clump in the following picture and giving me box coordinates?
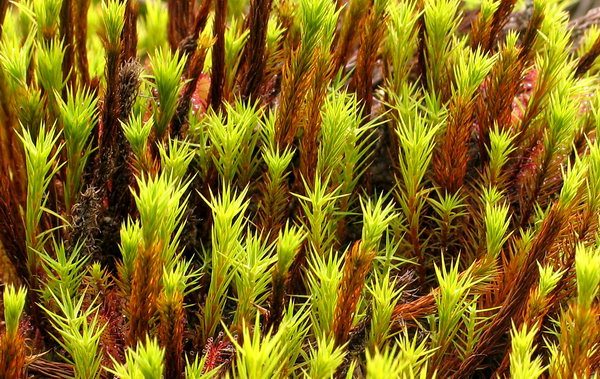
[1,0,600,377]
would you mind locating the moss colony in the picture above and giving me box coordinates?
[1,0,600,377]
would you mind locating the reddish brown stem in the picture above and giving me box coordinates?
[122,0,139,62]
[127,244,162,346]
[209,0,227,111]
[333,242,375,346]
[576,33,600,77]
[60,0,75,89]
[168,0,194,50]
[74,0,92,87]
[159,296,185,379]
[239,0,273,101]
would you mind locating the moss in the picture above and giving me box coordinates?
[1,0,600,377]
